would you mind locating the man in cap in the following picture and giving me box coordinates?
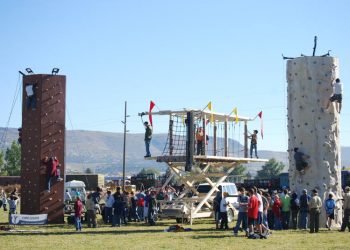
[299,189,310,230]
[340,186,350,232]
[308,189,322,233]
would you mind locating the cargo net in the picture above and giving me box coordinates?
[161,115,187,156]
[161,114,244,157]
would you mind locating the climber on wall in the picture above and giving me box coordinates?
[293,148,310,175]
[324,78,343,113]
[43,156,61,193]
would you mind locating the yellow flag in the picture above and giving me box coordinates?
[233,107,238,123]
[207,101,212,111]
[208,102,214,123]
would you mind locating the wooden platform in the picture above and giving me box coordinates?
[144,155,268,164]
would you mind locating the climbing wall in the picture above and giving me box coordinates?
[287,56,342,226]
[20,74,66,223]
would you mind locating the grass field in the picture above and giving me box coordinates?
[0,211,349,250]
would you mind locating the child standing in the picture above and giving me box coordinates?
[74,196,83,231]
[220,192,230,230]
[325,193,335,230]
[8,195,18,223]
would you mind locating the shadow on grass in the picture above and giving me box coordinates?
[0,226,222,237]
[0,228,164,236]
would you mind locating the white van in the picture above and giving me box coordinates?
[197,182,239,221]
[65,180,87,203]
[160,182,239,223]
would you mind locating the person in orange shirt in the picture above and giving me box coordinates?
[196,127,204,155]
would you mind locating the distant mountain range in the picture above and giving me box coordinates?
[1,127,349,175]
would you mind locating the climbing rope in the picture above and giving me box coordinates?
[0,73,22,149]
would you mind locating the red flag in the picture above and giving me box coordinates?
[149,101,156,126]
[258,111,263,139]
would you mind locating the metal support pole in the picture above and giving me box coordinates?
[185,112,194,171]
[224,117,228,157]
[169,119,174,155]
[213,124,217,156]
[122,101,127,190]
[244,121,248,158]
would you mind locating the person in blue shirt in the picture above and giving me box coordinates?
[325,193,336,230]
[299,189,311,230]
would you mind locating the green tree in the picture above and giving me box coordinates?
[256,158,284,179]
[85,167,93,174]
[230,164,247,176]
[138,167,160,176]
[4,141,21,176]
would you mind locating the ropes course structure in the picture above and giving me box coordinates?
[140,108,268,224]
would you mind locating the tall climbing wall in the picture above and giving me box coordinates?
[287,56,342,226]
[20,74,66,223]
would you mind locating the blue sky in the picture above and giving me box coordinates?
[0,1,349,151]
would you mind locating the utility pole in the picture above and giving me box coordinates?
[122,101,128,191]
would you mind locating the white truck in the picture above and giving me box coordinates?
[159,182,239,223]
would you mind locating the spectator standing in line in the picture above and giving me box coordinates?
[144,190,150,224]
[340,186,350,232]
[86,193,97,228]
[104,190,115,224]
[65,189,72,203]
[290,191,300,230]
[136,191,145,221]
[112,194,124,227]
[233,187,249,236]
[280,189,291,229]
[308,189,322,233]
[8,195,18,224]
[325,193,335,230]
[130,191,140,222]
[220,192,229,230]
[272,194,282,230]
[74,196,83,231]
[247,188,259,237]
[267,192,275,229]
[299,189,310,230]
[213,187,222,229]
[148,191,157,226]
[255,187,264,237]
[92,186,102,214]
[1,189,7,211]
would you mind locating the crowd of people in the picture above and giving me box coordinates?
[225,185,350,239]
[0,188,20,223]
[72,186,179,231]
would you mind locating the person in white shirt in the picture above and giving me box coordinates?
[104,190,115,224]
[220,192,230,230]
[325,78,343,113]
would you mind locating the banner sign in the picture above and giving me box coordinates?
[10,214,48,225]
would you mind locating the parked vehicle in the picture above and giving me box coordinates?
[159,182,238,223]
